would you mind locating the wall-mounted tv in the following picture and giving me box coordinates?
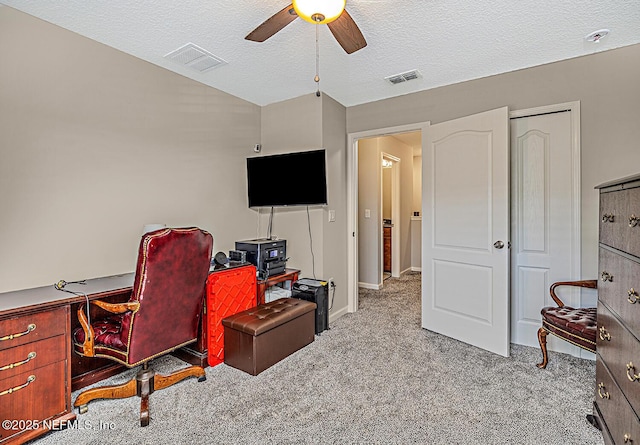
[247,149,328,208]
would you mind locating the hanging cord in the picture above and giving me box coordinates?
[307,206,316,278]
[54,280,90,326]
[314,24,321,97]
[267,206,274,240]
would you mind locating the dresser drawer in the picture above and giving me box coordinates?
[595,358,640,445]
[0,360,67,442]
[0,307,66,351]
[597,301,640,416]
[599,247,640,338]
[0,335,66,379]
[600,187,640,257]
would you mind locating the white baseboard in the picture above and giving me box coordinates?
[411,266,422,272]
[329,305,349,322]
[358,282,381,290]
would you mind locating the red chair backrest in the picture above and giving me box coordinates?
[122,227,212,365]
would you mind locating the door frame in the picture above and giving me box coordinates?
[381,152,401,280]
[347,122,429,312]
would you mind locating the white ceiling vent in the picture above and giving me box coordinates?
[164,43,227,73]
[385,69,422,85]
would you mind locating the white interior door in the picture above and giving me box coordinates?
[422,107,510,357]
[510,105,582,356]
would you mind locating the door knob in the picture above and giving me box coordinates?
[493,241,504,249]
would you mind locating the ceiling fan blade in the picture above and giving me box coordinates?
[327,9,367,54]
[245,4,298,42]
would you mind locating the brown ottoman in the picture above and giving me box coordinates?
[222,298,316,375]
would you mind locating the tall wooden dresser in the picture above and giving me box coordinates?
[593,173,640,444]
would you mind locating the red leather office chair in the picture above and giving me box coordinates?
[72,227,213,426]
[537,280,597,369]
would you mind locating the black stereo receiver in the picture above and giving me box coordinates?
[234,238,286,279]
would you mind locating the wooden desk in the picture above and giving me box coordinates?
[0,274,134,444]
[256,268,300,305]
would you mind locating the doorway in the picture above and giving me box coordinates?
[347,122,428,312]
[381,153,400,282]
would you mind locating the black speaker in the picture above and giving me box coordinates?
[292,279,328,334]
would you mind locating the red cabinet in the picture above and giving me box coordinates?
[206,265,257,367]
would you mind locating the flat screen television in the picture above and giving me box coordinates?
[247,149,328,207]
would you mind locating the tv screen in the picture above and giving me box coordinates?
[247,149,328,207]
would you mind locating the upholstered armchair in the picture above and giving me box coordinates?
[537,280,597,369]
[72,227,213,426]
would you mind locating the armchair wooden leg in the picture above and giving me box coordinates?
[154,366,206,391]
[537,327,549,369]
[74,379,137,413]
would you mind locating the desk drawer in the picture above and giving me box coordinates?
[600,187,640,257]
[0,335,66,379]
[595,358,640,445]
[597,302,640,417]
[0,307,66,351]
[599,247,640,338]
[0,360,66,442]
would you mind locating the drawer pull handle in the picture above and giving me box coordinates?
[630,214,640,228]
[599,326,611,341]
[597,382,610,399]
[627,362,640,382]
[0,352,36,372]
[624,433,632,443]
[629,288,639,304]
[0,375,36,396]
[602,213,615,223]
[0,323,36,342]
[601,271,614,282]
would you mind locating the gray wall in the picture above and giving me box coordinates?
[0,7,261,292]
[348,43,640,280]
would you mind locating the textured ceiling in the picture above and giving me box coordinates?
[2,0,639,107]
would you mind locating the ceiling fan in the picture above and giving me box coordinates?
[245,0,367,54]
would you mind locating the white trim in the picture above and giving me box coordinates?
[358,282,382,290]
[411,266,423,272]
[347,122,430,313]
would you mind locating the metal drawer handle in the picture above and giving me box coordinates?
[627,362,640,382]
[601,271,614,282]
[0,375,36,396]
[629,288,639,304]
[599,326,611,341]
[0,352,36,372]
[597,382,610,399]
[630,214,639,228]
[0,323,36,342]
[602,213,615,223]
[624,433,632,443]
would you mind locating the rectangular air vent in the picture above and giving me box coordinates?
[164,43,227,73]
[385,69,422,85]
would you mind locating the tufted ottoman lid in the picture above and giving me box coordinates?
[222,298,316,336]
[541,306,597,350]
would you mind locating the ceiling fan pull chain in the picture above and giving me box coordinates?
[315,24,321,97]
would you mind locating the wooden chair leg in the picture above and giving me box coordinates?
[537,327,549,369]
[154,366,206,391]
[74,379,137,413]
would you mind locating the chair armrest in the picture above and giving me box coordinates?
[549,280,597,307]
[76,300,140,357]
[92,300,140,314]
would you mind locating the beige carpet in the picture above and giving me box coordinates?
[32,272,603,445]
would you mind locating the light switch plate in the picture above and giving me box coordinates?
[328,209,336,222]
[365,209,371,218]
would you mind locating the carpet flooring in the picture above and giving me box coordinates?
[32,272,603,444]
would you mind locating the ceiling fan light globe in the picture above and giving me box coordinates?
[292,0,346,24]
